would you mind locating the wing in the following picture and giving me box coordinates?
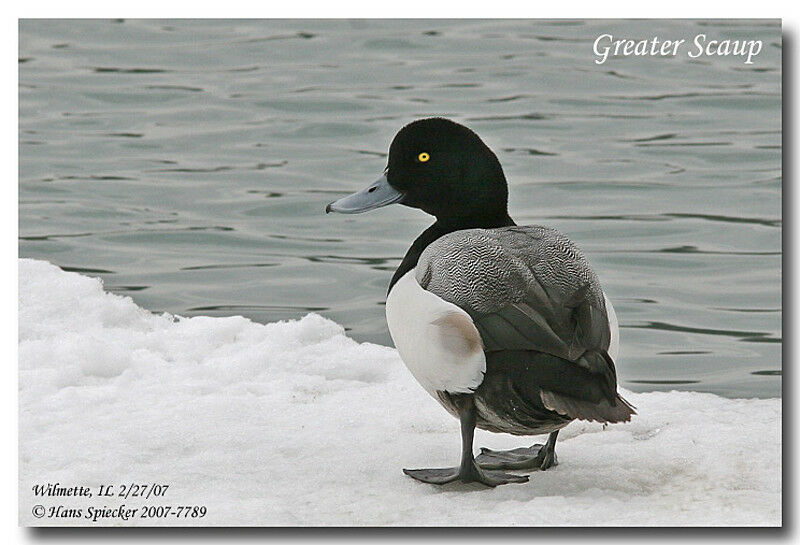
[416,225,611,359]
[479,349,634,426]
[416,226,633,421]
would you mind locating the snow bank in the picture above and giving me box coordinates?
[19,259,781,526]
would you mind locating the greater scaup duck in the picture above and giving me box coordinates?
[326,117,634,487]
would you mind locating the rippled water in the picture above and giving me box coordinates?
[19,19,781,398]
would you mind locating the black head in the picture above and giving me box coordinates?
[386,118,509,222]
[326,118,511,225]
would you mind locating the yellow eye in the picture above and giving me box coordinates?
[418,152,430,162]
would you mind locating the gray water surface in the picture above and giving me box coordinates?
[19,19,782,398]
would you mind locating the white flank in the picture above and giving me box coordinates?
[385,270,486,395]
[604,292,620,362]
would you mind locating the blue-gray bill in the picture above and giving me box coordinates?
[325,174,404,214]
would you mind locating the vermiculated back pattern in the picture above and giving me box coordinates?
[415,225,605,316]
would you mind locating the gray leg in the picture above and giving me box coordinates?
[403,395,529,487]
[475,430,560,471]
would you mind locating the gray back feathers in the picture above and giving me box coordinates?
[415,225,605,317]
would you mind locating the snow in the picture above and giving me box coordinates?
[19,258,781,526]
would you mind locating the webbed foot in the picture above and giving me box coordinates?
[403,460,528,487]
[475,443,558,471]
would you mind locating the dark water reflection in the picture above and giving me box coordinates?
[19,19,781,398]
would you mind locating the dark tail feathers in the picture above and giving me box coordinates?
[540,389,636,424]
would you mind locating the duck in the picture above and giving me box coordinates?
[326,117,634,487]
